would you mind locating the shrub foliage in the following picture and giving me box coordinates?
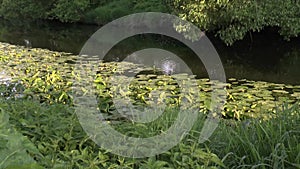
[170,0,300,44]
[0,0,299,44]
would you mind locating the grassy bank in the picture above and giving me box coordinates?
[1,96,299,168]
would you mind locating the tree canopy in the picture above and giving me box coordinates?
[171,0,300,45]
[0,0,299,45]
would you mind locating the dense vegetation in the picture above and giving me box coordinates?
[0,0,169,24]
[1,95,299,168]
[0,0,300,168]
[0,0,299,45]
[0,42,300,168]
[171,0,300,44]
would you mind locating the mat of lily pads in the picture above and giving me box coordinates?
[1,42,300,121]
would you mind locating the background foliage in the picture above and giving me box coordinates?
[0,0,48,20]
[0,0,299,44]
[48,0,91,22]
[170,0,300,45]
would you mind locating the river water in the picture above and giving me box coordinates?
[1,20,299,85]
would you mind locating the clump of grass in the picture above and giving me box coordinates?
[207,102,300,168]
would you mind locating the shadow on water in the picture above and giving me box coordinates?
[0,19,300,85]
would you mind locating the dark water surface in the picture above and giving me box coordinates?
[1,20,300,85]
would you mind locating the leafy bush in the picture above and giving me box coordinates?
[0,0,48,20]
[0,0,168,24]
[48,0,90,22]
[133,0,170,13]
[83,0,169,25]
[169,0,300,45]
[0,108,42,169]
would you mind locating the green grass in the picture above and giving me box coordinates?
[208,103,300,168]
[0,96,299,168]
